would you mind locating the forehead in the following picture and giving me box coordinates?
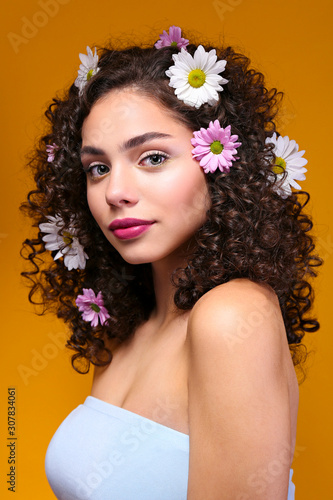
[81,89,190,144]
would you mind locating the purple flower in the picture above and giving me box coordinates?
[76,288,110,327]
[191,120,241,174]
[46,143,59,162]
[155,26,189,50]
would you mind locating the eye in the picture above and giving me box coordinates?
[86,163,110,179]
[139,152,169,168]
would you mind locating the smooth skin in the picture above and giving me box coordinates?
[82,88,298,499]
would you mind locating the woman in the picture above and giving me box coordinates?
[22,26,321,499]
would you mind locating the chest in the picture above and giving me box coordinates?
[91,320,189,434]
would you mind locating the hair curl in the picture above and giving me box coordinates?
[21,35,322,376]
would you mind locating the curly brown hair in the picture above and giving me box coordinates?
[21,36,322,375]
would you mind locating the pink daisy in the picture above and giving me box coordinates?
[191,120,241,174]
[76,288,110,327]
[155,26,189,50]
[46,143,59,162]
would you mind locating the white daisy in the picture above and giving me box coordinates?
[165,45,228,108]
[74,46,100,95]
[39,215,88,270]
[266,133,308,198]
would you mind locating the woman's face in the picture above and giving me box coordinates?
[81,89,210,266]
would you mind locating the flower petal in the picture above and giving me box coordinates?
[192,120,241,174]
[265,134,307,197]
[166,45,228,108]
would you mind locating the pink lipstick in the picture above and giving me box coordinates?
[109,218,155,240]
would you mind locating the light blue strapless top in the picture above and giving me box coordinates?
[45,396,295,499]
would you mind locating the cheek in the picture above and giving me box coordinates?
[86,186,102,222]
[86,189,94,216]
[170,176,210,229]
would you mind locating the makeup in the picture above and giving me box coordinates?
[109,218,155,240]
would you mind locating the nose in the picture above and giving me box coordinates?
[104,165,139,208]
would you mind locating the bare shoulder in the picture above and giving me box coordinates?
[188,278,285,353]
[186,280,297,499]
[190,278,279,319]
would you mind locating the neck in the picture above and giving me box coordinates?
[150,254,188,329]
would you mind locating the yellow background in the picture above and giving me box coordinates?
[1,0,332,498]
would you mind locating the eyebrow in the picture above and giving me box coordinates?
[80,132,173,158]
[119,132,172,152]
[80,145,105,157]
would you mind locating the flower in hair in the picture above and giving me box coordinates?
[76,288,110,327]
[191,120,241,173]
[46,143,59,162]
[165,45,228,108]
[265,133,307,198]
[74,46,100,95]
[155,26,189,50]
[39,215,88,270]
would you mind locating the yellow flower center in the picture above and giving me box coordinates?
[86,69,94,81]
[62,231,73,246]
[272,157,286,174]
[210,140,223,155]
[188,69,206,88]
[171,41,178,47]
[90,303,101,313]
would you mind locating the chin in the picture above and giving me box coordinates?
[111,246,156,265]
[113,246,175,266]
[120,255,152,265]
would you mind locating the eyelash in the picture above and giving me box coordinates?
[84,163,110,179]
[138,151,170,168]
[84,151,170,179]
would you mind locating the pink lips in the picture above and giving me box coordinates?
[109,218,155,240]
